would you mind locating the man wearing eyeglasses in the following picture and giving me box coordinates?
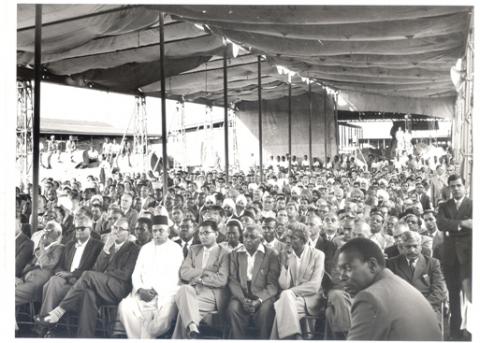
[36,215,104,321]
[35,217,140,337]
[172,220,230,339]
[117,213,183,338]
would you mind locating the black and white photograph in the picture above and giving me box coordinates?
[5,2,476,341]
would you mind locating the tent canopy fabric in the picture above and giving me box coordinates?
[17,4,472,118]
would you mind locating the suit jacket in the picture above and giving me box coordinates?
[278,246,325,315]
[348,268,441,340]
[22,242,65,279]
[264,239,286,255]
[180,244,230,311]
[436,197,472,268]
[385,243,431,259]
[431,230,445,262]
[314,234,337,275]
[16,233,34,277]
[228,245,280,303]
[386,254,447,310]
[93,241,140,293]
[419,193,432,211]
[56,238,104,279]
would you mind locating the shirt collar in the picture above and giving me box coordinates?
[455,196,465,205]
[237,243,265,256]
[76,237,90,248]
[203,243,217,252]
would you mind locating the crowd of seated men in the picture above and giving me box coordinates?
[15,152,471,340]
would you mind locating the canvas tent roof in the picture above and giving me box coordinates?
[17,5,472,118]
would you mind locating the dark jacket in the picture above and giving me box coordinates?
[16,233,34,277]
[55,238,104,280]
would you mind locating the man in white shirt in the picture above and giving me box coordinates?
[227,224,280,338]
[117,214,184,338]
[172,220,230,338]
[262,218,285,254]
[38,215,104,317]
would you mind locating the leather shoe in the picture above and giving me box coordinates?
[33,315,57,328]
[186,326,200,339]
[303,332,315,340]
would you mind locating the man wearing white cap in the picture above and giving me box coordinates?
[117,213,184,338]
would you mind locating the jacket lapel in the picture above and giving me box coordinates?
[297,247,311,282]
[251,250,265,283]
[399,257,413,281]
[413,254,426,281]
[195,246,204,268]
[77,239,93,269]
[238,251,248,287]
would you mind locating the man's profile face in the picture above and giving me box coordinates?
[337,252,375,293]
[423,213,437,231]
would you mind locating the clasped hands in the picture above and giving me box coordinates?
[190,270,215,286]
[137,288,158,302]
[242,298,261,313]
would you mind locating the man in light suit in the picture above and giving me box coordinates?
[262,217,286,254]
[337,238,441,340]
[35,217,140,337]
[37,215,104,317]
[270,222,325,339]
[172,220,230,338]
[16,214,34,278]
[16,221,64,306]
[386,231,447,319]
[227,224,280,339]
[436,174,472,340]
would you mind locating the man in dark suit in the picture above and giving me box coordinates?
[423,210,444,261]
[172,220,230,339]
[415,181,432,211]
[38,215,104,316]
[436,174,472,340]
[386,231,447,319]
[227,224,280,339]
[337,238,441,340]
[16,214,34,278]
[35,216,140,337]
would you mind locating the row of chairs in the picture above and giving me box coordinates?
[16,301,331,339]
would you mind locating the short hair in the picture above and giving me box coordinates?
[136,217,153,230]
[447,174,465,185]
[286,222,309,244]
[422,209,436,217]
[400,231,421,244]
[200,220,218,232]
[339,237,386,268]
[45,220,63,237]
[244,223,264,239]
[207,205,225,217]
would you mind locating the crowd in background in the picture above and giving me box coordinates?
[15,150,471,340]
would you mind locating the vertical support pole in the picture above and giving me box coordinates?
[32,4,42,232]
[323,89,328,160]
[334,92,340,155]
[308,82,313,172]
[288,83,292,177]
[223,48,229,182]
[257,56,263,183]
[159,12,168,203]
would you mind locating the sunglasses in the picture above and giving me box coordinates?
[199,230,215,236]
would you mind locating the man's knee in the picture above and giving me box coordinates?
[228,298,243,315]
[175,284,194,302]
[257,298,275,317]
[279,289,295,301]
[327,289,351,307]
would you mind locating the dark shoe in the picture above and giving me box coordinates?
[33,315,57,328]
[303,332,315,340]
[186,326,200,339]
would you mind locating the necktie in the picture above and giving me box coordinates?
[202,249,210,269]
[409,259,415,273]
[183,242,189,258]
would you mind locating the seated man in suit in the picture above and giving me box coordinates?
[227,224,280,338]
[16,221,64,307]
[384,222,410,259]
[37,215,104,317]
[337,238,441,340]
[16,213,34,278]
[35,217,140,337]
[117,214,184,338]
[172,220,230,338]
[270,222,325,339]
[386,231,447,321]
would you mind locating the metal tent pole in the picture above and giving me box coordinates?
[159,12,168,203]
[308,82,313,172]
[258,56,263,183]
[288,83,292,178]
[223,48,229,182]
[32,4,42,232]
